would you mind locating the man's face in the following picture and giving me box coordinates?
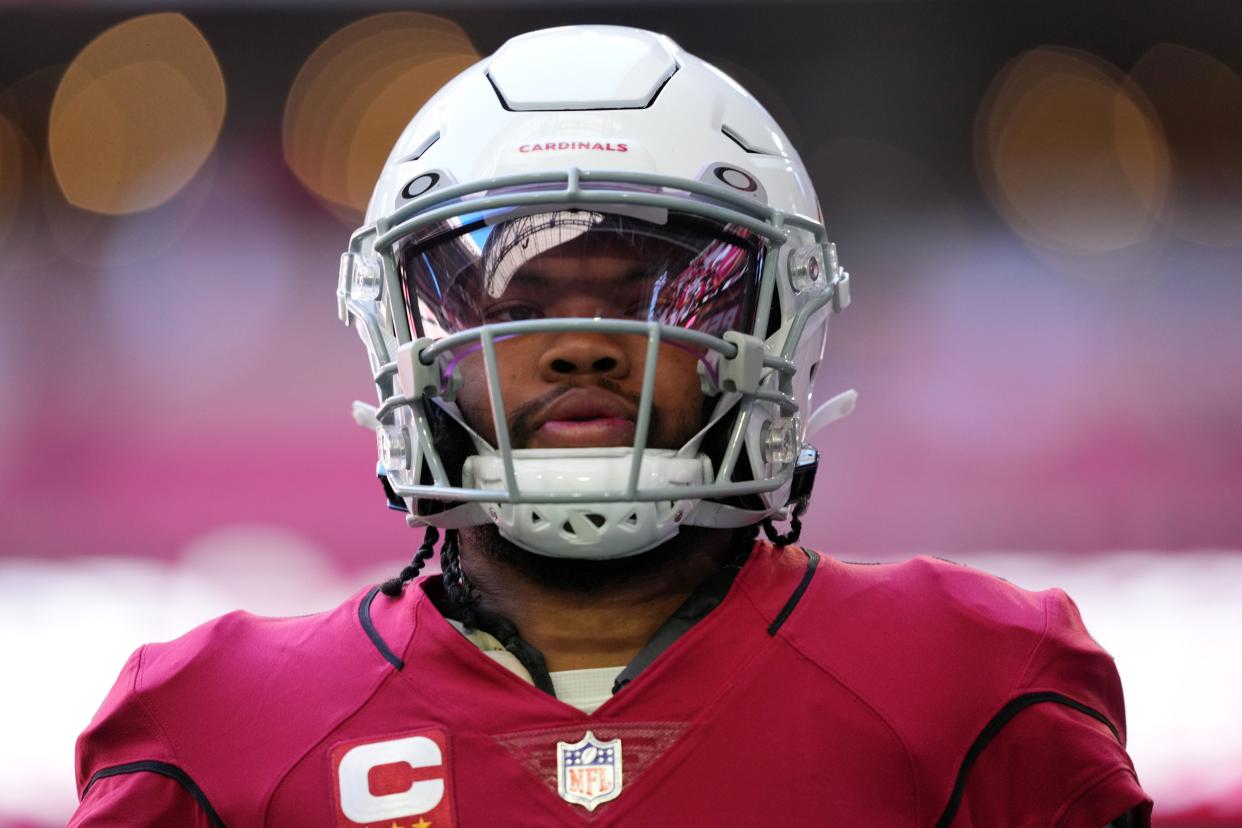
[453,240,708,452]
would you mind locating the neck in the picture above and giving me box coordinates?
[455,526,746,673]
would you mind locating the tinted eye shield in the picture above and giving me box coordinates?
[397,207,766,390]
[397,209,765,340]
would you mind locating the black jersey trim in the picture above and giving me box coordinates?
[613,559,745,693]
[360,585,405,670]
[82,760,226,827]
[933,691,1122,828]
[766,547,820,636]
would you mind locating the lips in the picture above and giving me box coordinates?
[529,389,638,448]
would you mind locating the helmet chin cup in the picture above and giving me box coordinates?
[461,449,712,559]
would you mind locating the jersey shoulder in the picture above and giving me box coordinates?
[740,548,1139,822]
[134,584,399,700]
[748,549,1128,740]
[75,585,414,812]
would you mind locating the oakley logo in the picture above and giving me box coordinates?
[712,165,759,192]
[401,172,441,200]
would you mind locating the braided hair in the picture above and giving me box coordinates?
[379,525,440,597]
[439,530,556,694]
[377,527,555,693]
[379,521,767,695]
[761,497,807,547]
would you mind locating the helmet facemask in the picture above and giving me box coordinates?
[340,170,847,559]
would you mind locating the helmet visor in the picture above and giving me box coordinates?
[397,208,763,340]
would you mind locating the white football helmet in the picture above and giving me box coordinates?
[339,25,853,560]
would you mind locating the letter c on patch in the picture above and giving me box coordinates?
[337,736,444,822]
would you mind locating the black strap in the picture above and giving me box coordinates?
[82,760,226,827]
[934,691,1122,828]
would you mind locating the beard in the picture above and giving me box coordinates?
[422,391,741,594]
[459,521,750,596]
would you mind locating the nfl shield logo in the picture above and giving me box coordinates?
[556,731,623,811]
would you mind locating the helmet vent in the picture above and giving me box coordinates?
[398,130,441,163]
[584,512,607,528]
[487,27,678,111]
[721,124,761,155]
[622,511,639,526]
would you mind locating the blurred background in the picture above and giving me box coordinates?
[2,1,1240,825]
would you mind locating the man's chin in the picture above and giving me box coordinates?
[460,524,740,596]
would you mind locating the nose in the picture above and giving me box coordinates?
[538,332,631,381]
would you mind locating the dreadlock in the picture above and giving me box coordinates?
[761,498,807,547]
[438,529,556,694]
[379,521,766,696]
[379,525,440,597]
[375,526,555,693]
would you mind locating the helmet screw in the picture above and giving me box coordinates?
[761,417,801,464]
[377,425,409,470]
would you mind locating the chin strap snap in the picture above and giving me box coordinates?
[763,443,819,547]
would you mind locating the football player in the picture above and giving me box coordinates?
[73,25,1151,826]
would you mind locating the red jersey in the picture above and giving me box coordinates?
[72,543,1151,826]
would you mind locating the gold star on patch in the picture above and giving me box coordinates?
[411,818,432,828]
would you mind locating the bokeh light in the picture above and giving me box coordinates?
[0,67,64,271]
[41,149,218,268]
[283,12,479,216]
[48,13,226,215]
[0,112,33,252]
[1129,43,1242,247]
[976,48,1170,258]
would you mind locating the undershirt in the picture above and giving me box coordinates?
[447,618,624,714]
[548,666,626,714]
